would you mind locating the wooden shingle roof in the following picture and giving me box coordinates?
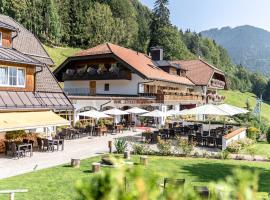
[172,59,225,86]
[0,14,54,66]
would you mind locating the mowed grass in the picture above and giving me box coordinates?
[241,141,270,158]
[220,90,270,124]
[44,45,81,70]
[1,156,270,199]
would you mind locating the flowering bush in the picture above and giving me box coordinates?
[157,140,172,155]
[226,141,242,153]
[132,143,153,155]
[175,137,194,156]
[247,127,260,140]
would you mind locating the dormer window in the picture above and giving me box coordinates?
[0,32,2,47]
[0,66,25,87]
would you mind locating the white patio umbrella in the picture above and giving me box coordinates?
[166,109,179,116]
[103,108,129,125]
[181,104,231,134]
[218,104,249,115]
[140,109,171,117]
[78,110,111,135]
[140,109,171,127]
[103,108,129,116]
[126,107,149,126]
[125,107,149,114]
[79,110,111,119]
[183,104,231,116]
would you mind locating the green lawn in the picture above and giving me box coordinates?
[241,141,270,158]
[44,45,81,70]
[220,90,270,124]
[1,156,270,199]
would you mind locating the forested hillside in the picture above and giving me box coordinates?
[201,25,270,76]
[1,0,270,102]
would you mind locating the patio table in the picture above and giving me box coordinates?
[17,143,33,157]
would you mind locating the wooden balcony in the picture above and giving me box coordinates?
[156,93,203,104]
[62,70,131,81]
[210,79,226,88]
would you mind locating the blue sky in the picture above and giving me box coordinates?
[140,0,270,32]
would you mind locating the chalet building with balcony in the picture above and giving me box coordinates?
[54,43,227,123]
[0,15,72,139]
[172,60,226,104]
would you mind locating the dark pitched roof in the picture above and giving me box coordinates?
[153,60,182,69]
[57,43,194,86]
[0,15,54,66]
[0,21,16,31]
[36,65,64,93]
[171,59,225,86]
[0,47,43,66]
[0,91,73,111]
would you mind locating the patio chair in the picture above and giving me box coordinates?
[37,137,43,151]
[11,143,24,159]
[194,186,209,199]
[151,131,160,143]
[196,134,204,146]
[4,141,12,156]
[169,129,175,139]
[215,137,222,149]
[43,139,54,152]
[164,178,185,189]
[206,136,215,147]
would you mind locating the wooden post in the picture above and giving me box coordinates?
[92,162,101,173]
[140,156,148,166]
[124,151,130,160]
[71,159,80,168]
[0,189,28,200]
[108,141,112,153]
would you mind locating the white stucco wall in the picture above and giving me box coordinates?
[222,129,247,150]
[64,74,144,96]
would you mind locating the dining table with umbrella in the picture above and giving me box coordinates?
[103,108,129,133]
[125,107,149,127]
[140,109,172,127]
[78,110,111,136]
[179,104,232,134]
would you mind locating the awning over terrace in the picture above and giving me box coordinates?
[0,111,69,132]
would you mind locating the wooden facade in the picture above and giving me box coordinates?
[0,28,12,48]
[0,61,35,92]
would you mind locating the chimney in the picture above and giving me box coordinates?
[150,47,163,61]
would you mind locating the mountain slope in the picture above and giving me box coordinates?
[201,25,270,76]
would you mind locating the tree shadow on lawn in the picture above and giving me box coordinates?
[180,161,270,193]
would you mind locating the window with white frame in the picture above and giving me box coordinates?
[0,32,2,47]
[0,66,25,87]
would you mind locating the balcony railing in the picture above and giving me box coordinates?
[64,88,93,96]
[207,93,225,103]
[210,79,226,88]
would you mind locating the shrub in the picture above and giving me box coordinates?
[246,146,256,160]
[216,150,230,160]
[157,140,172,155]
[132,143,152,155]
[175,137,194,156]
[5,130,27,141]
[237,138,255,147]
[226,138,254,153]
[114,139,127,154]
[227,141,242,153]
[267,127,270,143]
[247,127,260,140]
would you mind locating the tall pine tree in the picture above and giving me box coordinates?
[149,0,170,48]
